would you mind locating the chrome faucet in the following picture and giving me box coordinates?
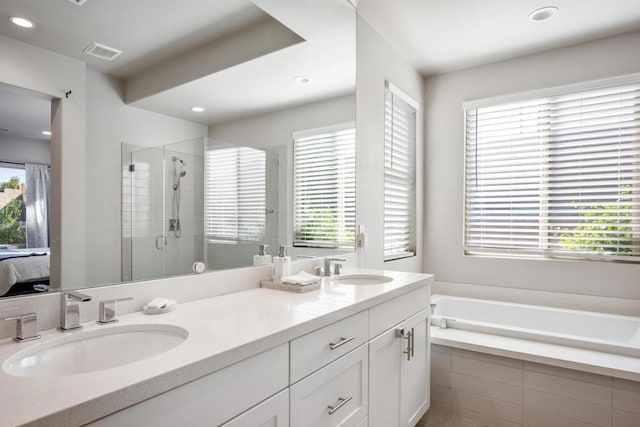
[59,291,92,332]
[97,297,133,324]
[323,257,346,276]
[1,312,40,342]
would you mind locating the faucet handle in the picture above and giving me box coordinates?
[97,297,133,324]
[1,312,40,342]
[333,262,344,275]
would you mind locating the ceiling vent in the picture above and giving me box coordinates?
[67,0,89,5]
[83,42,122,61]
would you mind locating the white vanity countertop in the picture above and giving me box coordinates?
[0,269,432,427]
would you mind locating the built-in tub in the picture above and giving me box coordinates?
[431,295,640,357]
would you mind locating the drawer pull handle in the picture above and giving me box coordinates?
[329,336,355,350]
[327,395,353,415]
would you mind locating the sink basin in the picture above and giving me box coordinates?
[332,274,393,285]
[3,324,188,378]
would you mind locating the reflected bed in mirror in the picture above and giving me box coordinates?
[0,0,355,293]
[0,84,52,297]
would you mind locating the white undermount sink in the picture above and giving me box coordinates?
[2,324,188,378]
[331,274,393,285]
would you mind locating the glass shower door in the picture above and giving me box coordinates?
[122,138,205,282]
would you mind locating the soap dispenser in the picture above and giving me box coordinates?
[253,244,272,266]
[272,245,291,285]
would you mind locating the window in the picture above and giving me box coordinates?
[0,166,26,247]
[384,81,418,260]
[293,124,355,249]
[205,146,266,242]
[464,80,640,261]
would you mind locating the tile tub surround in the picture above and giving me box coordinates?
[425,344,640,427]
[0,269,432,427]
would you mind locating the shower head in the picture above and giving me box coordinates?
[172,156,187,166]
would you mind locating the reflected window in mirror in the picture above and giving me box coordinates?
[293,123,356,249]
[0,85,52,297]
[205,146,266,243]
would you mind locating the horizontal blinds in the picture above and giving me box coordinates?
[293,126,355,249]
[205,146,265,241]
[384,87,417,259]
[465,83,640,260]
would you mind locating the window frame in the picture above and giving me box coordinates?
[384,80,419,261]
[462,73,640,263]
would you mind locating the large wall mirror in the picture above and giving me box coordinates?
[0,0,355,296]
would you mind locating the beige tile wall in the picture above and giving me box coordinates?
[422,344,640,427]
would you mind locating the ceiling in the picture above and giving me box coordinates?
[357,0,640,75]
[0,0,266,79]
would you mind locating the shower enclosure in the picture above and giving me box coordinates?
[121,138,205,282]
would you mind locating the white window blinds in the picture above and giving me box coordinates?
[384,82,417,260]
[205,146,266,241]
[465,81,640,261]
[293,124,355,249]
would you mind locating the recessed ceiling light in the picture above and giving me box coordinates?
[42,131,52,136]
[529,6,558,22]
[9,16,35,29]
[294,75,311,84]
[191,107,205,113]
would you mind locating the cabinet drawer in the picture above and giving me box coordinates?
[86,344,288,427]
[290,310,368,383]
[290,344,368,427]
[369,285,430,339]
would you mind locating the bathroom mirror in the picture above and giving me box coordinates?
[0,0,355,294]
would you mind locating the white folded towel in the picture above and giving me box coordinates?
[282,271,321,286]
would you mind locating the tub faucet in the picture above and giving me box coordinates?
[440,318,456,329]
[59,291,92,332]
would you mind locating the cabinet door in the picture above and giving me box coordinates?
[369,308,430,427]
[368,326,402,427]
[400,308,430,427]
[221,389,289,427]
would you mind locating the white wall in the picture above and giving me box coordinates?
[424,30,640,302]
[0,34,86,288]
[356,14,424,272]
[209,94,355,149]
[0,134,50,165]
[85,70,207,286]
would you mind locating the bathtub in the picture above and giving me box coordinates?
[431,295,640,358]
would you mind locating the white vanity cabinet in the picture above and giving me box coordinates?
[369,307,431,427]
[83,282,431,427]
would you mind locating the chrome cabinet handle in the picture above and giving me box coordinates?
[327,395,353,415]
[329,336,355,350]
[409,327,415,358]
[397,327,412,361]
